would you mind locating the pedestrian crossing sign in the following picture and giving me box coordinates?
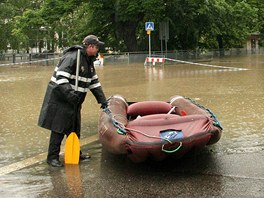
[145,22,154,31]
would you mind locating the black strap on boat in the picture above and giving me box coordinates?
[186,97,223,130]
[103,108,127,135]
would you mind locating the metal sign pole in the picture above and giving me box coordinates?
[145,22,154,66]
[148,31,151,58]
[159,21,169,58]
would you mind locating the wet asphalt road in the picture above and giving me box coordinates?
[1,140,264,198]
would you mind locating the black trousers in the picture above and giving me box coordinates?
[47,130,80,160]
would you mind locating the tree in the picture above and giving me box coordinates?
[207,0,258,50]
[164,0,258,51]
[246,0,264,46]
[39,0,84,49]
[0,0,44,52]
[4,0,264,53]
[86,0,167,52]
[0,1,12,51]
[13,9,47,52]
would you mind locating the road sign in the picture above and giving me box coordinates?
[145,22,154,62]
[159,21,169,41]
[145,22,154,31]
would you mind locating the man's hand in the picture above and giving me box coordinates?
[100,102,108,109]
[101,102,111,114]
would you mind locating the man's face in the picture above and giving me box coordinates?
[86,44,99,56]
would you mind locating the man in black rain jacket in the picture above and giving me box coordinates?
[38,35,108,167]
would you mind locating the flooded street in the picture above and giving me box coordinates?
[0,55,264,197]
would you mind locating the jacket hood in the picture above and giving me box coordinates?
[63,45,83,54]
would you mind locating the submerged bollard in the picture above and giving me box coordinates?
[12,53,16,63]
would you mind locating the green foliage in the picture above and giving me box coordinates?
[0,0,263,52]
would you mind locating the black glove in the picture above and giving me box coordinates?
[101,102,111,114]
[100,102,108,109]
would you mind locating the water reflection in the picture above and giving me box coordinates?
[0,171,52,197]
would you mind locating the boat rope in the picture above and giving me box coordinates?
[112,119,127,135]
[162,142,182,153]
[111,114,182,146]
[186,97,223,130]
[104,108,182,153]
[103,109,127,135]
[125,126,183,153]
[124,126,173,144]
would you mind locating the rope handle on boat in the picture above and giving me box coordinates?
[103,108,127,135]
[167,106,176,114]
[104,111,182,152]
[112,119,127,135]
[125,126,174,144]
[161,142,182,153]
[126,125,182,153]
[185,97,223,130]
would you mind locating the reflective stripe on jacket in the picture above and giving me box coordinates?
[38,46,106,134]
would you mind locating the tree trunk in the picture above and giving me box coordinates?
[122,24,138,52]
[115,21,139,52]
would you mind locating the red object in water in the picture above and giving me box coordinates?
[98,95,222,163]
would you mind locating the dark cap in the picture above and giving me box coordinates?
[82,35,104,48]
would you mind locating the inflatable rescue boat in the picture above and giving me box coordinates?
[98,95,222,163]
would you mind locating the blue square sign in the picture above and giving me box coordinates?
[145,22,154,31]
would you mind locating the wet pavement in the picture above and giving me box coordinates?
[0,54,264,197]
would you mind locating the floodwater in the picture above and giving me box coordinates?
[0,55,264,197]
